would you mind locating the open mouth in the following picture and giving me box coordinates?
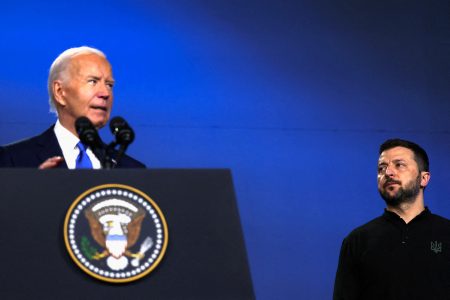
[91,106,107,112]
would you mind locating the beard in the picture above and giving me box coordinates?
[379,174,421,207]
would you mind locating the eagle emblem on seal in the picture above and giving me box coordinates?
[85,198,153,270]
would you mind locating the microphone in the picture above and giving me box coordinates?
[109,116,135,167]
[109,116,135,146]
[75,117,109,168]
[75,116,102,148]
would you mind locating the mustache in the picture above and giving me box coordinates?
[383,179,401,188]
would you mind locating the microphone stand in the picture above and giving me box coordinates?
[114,144,129,167]
[103,143,118,169]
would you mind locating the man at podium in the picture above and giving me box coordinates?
[0,46,145,169]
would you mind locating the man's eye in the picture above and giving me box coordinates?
[378,166,386,173]
[88,79,97,85]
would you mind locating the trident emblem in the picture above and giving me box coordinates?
[430,241,442,254]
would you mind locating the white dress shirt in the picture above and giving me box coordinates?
[53,120,102,169]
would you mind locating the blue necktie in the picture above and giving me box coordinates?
[76,142,93,169]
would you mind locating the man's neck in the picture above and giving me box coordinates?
[58,116,78,137]
[386,195,425,224]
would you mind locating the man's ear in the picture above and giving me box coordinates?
[52,80,67,107]
[420,171,430,188]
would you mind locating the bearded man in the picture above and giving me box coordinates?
[333,139,450,300]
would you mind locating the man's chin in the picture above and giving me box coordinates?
[88,117,108,129]
[379,190,416,207]
[382,196,402,207]
[379,188,400,206]
[86,111,110,127]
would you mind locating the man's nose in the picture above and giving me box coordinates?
[97,82,111,99]
[385,165,395,177]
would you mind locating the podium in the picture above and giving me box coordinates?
[0,169,254,299]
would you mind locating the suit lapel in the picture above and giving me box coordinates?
[35,125,68,169]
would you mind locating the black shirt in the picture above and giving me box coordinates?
[334,208,450,300]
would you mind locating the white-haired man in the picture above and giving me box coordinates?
[0,46,145,169]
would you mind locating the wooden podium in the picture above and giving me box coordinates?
[0,169,254,299]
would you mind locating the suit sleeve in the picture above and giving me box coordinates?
[333,237,361,300]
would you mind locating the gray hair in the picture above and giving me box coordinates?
[47,46,106,114]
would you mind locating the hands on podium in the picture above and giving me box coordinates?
[39,156,64,169]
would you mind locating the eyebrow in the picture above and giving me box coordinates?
[87,75,115,84]
[378,158,407,166]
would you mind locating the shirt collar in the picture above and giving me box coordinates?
[54,119,79,157]
[383,207,431,225]
[53,119,102,169]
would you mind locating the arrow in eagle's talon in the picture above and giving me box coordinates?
[131,237,153,267]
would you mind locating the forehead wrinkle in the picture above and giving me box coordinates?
[378,158,407,166]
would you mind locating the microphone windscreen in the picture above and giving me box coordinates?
[109,116,126,134]
[75,117,100,146]
[109,116,135,145]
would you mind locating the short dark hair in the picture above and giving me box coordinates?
[379,139,429,172]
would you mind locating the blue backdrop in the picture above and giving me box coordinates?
[1,1,449,298]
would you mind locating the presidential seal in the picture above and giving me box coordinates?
[64,184,168,283]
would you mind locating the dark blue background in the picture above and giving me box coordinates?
[1,1,449,298]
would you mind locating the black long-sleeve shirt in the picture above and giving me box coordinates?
[334,208,450,300]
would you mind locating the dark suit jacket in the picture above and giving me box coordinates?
[0,125,146,168]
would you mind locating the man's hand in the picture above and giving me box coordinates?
[39,156,64,169]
